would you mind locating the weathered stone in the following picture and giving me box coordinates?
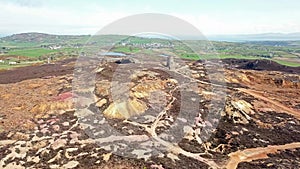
[62,122,69,126]
[131,81,165,98]
[4,162,25,169]
[102,153,112,162]
[13,132,30,140]
[95,81,111,97]
[51,139,67,150]
[96,99,107,108]
[50,164,60,169]
[62,161,79,169]
[26,156,40,163]
[103,98,147,119]
[40,128,50,134]
[0,140,16,145]
[52,125,60,131]
[33,140,47,149]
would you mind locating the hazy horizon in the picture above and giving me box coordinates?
[1,0,300,36]
[2,32,300,42]
[2,31,300,37]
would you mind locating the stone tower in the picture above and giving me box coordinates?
[167,55,175,70]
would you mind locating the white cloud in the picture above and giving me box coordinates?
[0,1,130,35]
[0,1,299,35]
[174,14,300,35]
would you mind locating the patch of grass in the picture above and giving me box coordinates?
[180,53,260,60]
[180,53,200,60]
[0,41,39,48]
[112,46,140,53]
[217,55,260,60]
[0,63,31,70]
[273,60,300,67]
[0,60,43,70]
[7,48,54,58]
[59,47,81,53]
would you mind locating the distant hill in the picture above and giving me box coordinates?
[3,32,300,44]
[208,32,300,42]
[0,32,129,48]
[0,32,90,44]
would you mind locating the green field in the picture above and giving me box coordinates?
[180,53,261,60]
[112,46,140,53]
[7,48,54,58]
[273,60,300,67]
[0,62,38,70]
[0,33,299,68]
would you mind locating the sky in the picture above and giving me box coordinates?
[0,0,300,36]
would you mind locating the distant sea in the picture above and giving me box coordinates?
[207,33,300,42]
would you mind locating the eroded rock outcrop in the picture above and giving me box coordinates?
[94,69,178,119]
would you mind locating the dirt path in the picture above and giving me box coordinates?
[225,142,300,169]
[238,88,300,120]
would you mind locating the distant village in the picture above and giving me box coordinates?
[117,41,174,49]
[40,43,83,50]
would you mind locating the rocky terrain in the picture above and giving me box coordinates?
[0,56,299,169]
